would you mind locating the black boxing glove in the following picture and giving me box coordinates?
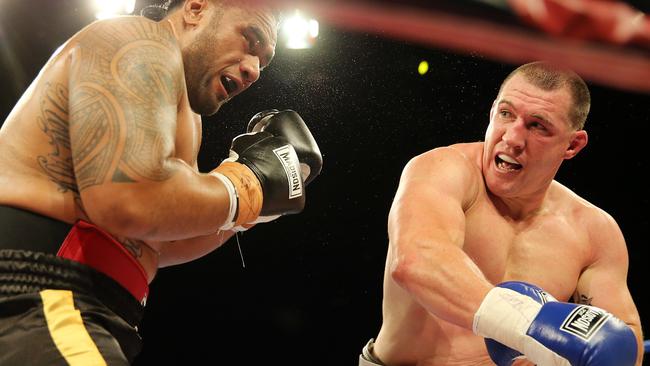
[247,110,322,185]
[212,130,305,227]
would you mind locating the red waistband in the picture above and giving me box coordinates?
[57,220,149,305]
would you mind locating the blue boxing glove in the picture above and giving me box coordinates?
[474,281,637,366]
[484,281,557,365]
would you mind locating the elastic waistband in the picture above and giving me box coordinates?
[0,249,144,327]
[0,205,71,254]
[0,206,149,305]
[360,339,386,366]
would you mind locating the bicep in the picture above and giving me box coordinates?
[576,255,643,364]
[576,263,640,325]
[386,149,492,327]
[68,20,183,194]
[575,216,641,329]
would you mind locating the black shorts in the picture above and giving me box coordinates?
[0,206,145,365]
[0,250,145,365]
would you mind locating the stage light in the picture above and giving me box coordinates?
[418,61,429,75]
[94,0,136,20]
[281,10,319,49]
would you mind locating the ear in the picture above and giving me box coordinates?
[564,130,588,160]
[488,99,498,121]
[182,0,209,26]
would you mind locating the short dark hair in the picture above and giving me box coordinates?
[499,61,591,130]
[165,0,282,26]
[139,1,176,21]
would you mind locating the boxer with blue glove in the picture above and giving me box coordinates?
[362,62,643,366]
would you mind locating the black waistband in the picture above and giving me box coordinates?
[0,249,144,326]
[0,205,72,254]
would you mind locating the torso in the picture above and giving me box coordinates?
[0,18,200,283]
[375,142,596,365]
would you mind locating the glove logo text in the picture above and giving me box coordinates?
[559,305,610,340]
[273,145,303,199]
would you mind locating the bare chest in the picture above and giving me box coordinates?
[463,199,590,301]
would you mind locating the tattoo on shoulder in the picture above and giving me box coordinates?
[69,19,182,192]
[573,291,593,305]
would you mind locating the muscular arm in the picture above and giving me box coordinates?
[575,211,644,365]
[387,146,493,330]
[68,18,231,241]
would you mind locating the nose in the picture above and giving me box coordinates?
[502,118,527,151]
[240,55,260,87]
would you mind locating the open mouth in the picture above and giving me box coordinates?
[220,75,238,96]
[495,154,522,171]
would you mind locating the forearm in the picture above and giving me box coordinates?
[390,239,493,329]
[82,157,233,241]
[156,229,237,267]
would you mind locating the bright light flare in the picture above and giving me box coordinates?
[94,0,136,20]
[418,60,429,75]
[281,10,319,49]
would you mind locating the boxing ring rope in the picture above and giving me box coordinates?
[263,0,650,93]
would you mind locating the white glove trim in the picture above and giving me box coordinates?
[211,172,238,230]
[473,287,541,347]
[474,287,570,366]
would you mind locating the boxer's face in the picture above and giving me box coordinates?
[482,73,587,199]
[181,3,277,116]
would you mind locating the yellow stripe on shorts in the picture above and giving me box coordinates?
[40,289,107,366]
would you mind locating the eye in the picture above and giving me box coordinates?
[243,30,260,52]
[242,26,272,69]
[530,121,546,130]
[499,110,512,118]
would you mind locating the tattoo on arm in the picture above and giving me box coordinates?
[119,237,144,259]
[37,82,89,218]
[37,82,76,192]
[573,291,593,305]
[68,19,182,192]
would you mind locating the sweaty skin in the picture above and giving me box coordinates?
[372,74,643,365]
[0,4,278,281]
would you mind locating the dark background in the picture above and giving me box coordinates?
[1,1,648,365]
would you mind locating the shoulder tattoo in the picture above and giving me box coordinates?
[68,19,182,191]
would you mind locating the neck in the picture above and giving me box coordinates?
[488,188,551,222]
